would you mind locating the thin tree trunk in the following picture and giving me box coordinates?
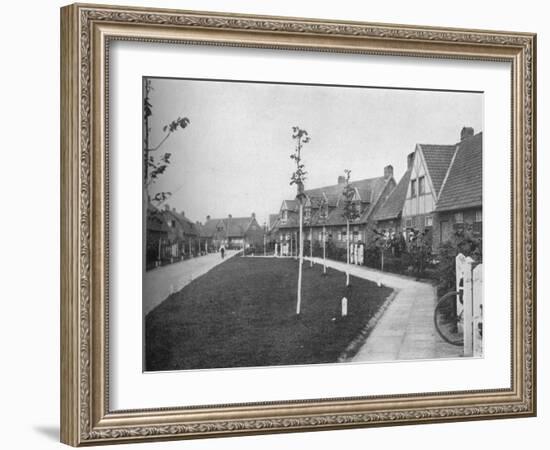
[346,220,350,286]
[323,225,327,274]
[296,204,304,315]
[310,228,313,267]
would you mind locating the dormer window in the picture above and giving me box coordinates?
[282,210,288,222]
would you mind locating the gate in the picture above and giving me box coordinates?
[456,254,483,357]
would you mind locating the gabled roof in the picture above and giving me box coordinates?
[374,168,412,221]
[268,214,279,228]
[418,144,458,196]
[267,214,281,233]
[200,216,259,237]
[163,209,199,237]
[304,177,385,207]
[200,218,222,238]
[223,216,256,237]
[282,199,298,211]
[278,176,391,228]
[435,132,483,212]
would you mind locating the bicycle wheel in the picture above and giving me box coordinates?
[433,291,463,346]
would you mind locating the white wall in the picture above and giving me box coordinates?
[0,0,546,449]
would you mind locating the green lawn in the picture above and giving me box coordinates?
[145,257,393,371]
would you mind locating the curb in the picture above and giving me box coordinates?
[337,289,399,362]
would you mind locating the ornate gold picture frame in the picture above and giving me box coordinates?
[60,3,536,446]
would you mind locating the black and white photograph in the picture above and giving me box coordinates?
[143,77,484,372]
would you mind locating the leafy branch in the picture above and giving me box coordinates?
[342,169,361,222]
[289,126,311,195]
[143,79,191,202]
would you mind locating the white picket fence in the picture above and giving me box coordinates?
[455,254,483,357]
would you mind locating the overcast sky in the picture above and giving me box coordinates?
[146,77,483,226]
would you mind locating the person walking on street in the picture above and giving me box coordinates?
[220,244,225,259]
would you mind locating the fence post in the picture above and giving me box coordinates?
[456,254,474,357]
[472,264,483,357]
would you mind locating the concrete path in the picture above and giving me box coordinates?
[305,257,462,361]
[143,250,240,315]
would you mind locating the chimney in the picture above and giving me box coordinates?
[180,210,185,217]
[172,207,176,213]
[228,214,232,219]
[251,212,256,219]
[384,165,393,179]
[460,126,474,141]
[164,204,170,211]
[407,152,415,169]
[206,215,211,221]
[337,175,346,184]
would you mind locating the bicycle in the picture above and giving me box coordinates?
[433,290,463,346]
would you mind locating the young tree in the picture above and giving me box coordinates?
[342,169,361,286]
[318,196,329,275]
[290,126,311,315]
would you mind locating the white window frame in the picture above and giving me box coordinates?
[455,212,464,223]
[475,210,482,222]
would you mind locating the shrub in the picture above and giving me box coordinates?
[436,225,482,296]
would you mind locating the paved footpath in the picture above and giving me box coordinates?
[143,250,240,315]
[305,257,462,361]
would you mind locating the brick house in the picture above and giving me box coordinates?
[161,205,200,257]
[145,203,200,267]
[200,213,264,250]
[432,130,483,248]
[272,165,396,248]
[373,127,483,252]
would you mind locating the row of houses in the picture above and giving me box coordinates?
[146,204,264,268]
[268,126,482,252]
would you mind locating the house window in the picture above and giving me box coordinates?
[337,231,342,241]
[425,215,433,227]
[410,179,417,197]
[418,176,425,195]
[475,210,482,222]
[455,212,464,223]
[405,218,412,228]
[282,210,288,222]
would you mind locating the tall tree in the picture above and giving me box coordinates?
[290,126,311,315]
[342,169,361,286]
